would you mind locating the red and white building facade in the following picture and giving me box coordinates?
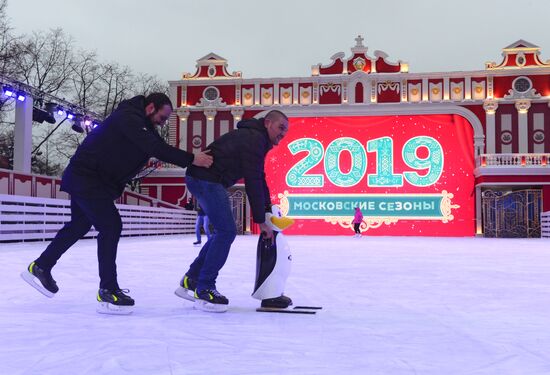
[141,37,550,237]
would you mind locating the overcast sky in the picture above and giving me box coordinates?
[6,0,550,82]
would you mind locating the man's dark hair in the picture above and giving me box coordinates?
[145,93,173,111]
[264,110,288,122]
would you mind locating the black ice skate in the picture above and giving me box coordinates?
[194,289,229,313]
[96,288,135,315]
[174,274,198,302]
[193,241,201,246]
[21,261,59,298]
[261,295,293,308]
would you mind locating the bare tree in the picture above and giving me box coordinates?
[0,0,19,78]
[70,50,103,112]
[98,62,135,117]
[134,72,169,96]
[14,28,76,96]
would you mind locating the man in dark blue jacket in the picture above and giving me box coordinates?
[175,110,289,312]
[22,93,212,314]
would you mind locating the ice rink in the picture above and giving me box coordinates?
[1,234,550,375]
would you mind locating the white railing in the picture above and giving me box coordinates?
[542,211,550,239]
[477,153,550,168]
[0,194,196,242]
[0,167,184,209]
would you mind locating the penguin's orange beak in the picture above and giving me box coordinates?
[270,216,294,231]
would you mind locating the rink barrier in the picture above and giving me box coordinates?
[0,194,196,242]
[542,211,550,238]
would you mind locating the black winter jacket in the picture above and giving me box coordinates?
[186,118,273,223]
[61,96,194,199]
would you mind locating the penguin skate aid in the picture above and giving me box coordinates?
[253,206,323,314]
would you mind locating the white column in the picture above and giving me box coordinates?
[293,82,299,105]
[515,99,531,153]
[235,84,241,106]
[533,112,545,153]
[483,99,498,153]
[273,82,280,105]
[231,107,244,130]
[254,83,260,106]
[475,186,483,236]
[400,79,407,102]
[204,108,217,147]
[13,96,34,173]
[464,76,472,100]
[443,77,450,101]
[176,107,190,150]
[422,78,429,102]
[370,80,377,103]
[313,82,319,105]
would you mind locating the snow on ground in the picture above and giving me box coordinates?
[1,234,550,375]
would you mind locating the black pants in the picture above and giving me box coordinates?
[35,196,122,290]
[354,223,361,234]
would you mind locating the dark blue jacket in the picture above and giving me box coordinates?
[186,117,272,223]
[61,96,194,199]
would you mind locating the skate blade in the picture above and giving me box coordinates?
[194,299,228,313]
[96,302,133,315]
[20,271,54,298]
[174,287,196,302]
[256,307,316,314]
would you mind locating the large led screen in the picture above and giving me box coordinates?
[265,115,475,236]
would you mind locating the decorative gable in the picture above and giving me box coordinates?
[183,53,242,79]
[311,35,408,76]
[486,39,550,69]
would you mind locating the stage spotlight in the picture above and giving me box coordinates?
[32,107,56,124]
[71,114,84,133]
[3,86,14,97]
[92,121,101,129]
[66,111,74,120]
[57,107,64,116]
[16,92,26,102]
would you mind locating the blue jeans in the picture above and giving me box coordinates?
[185,176,237,291]
[195,215,212,242]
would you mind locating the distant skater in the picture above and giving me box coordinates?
[352,206,363,237]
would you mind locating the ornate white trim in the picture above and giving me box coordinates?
[482,99,498,114]
[515,99,532,113]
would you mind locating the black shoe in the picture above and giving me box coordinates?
[193,241,201,246]
[97,288,135,306]
[261,295,293,308]
[174,274,198,301]
[97,288,134,315]
[194,288,229,312]
[180,274,197,291]
[21,261,59,297]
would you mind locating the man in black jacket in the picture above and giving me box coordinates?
[175,110,289,312]
[22,93,212,314]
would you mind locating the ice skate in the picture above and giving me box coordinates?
[96,288,134,315]
[21,261,59,298]
[174,274,197,302]
[193,241,201,246]
[194,289,229,313]
[261,295,293,308]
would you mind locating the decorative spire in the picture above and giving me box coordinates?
[354,35,365,48]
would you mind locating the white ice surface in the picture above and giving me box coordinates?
[1,235,550,375]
